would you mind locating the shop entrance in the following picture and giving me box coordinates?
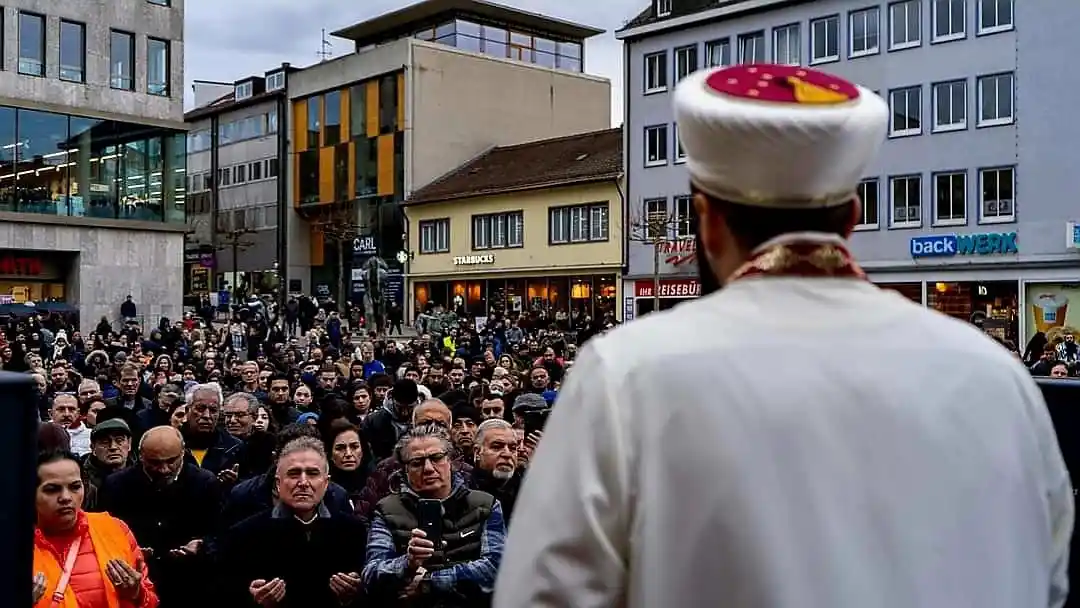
[928,280,1019,343]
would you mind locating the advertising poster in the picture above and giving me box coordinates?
[1025,283,1080,344]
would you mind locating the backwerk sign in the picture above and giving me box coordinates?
[910,232,1018,259]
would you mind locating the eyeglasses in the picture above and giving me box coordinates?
[405,452,448,470]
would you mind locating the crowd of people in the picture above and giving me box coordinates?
[26,298,582,607]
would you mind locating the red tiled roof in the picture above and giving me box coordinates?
[407,127,622,205]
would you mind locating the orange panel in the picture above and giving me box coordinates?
[293,100,308,150]
[366,81,379,138]
[340,87,350,139]
[319,146,334,204]
[310,225,325,266]
[377,134,394,196]
[397,72,405,130]
[347,140,356,199]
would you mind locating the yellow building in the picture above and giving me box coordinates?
[404,127,624,324]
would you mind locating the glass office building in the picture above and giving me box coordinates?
[0,105,186,223]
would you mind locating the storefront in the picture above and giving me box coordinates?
[626,278,700,319]
[854,227,1080,348]
[0,251,72,303]
[412,272,619,324]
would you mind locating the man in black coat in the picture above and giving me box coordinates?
[361,378,419,461]
[99,426,223,608]
[217,436,367,607]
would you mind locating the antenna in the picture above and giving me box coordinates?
[317,29,333,62]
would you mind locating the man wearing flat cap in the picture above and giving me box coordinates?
[496,64,1072,608]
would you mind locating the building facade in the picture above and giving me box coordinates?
[406,128,624,325]
[285,0,611,305]
[617,0,1080,345]
[183,66,292,303]
[0,0,186,330]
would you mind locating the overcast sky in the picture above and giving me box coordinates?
[184,0,645,125]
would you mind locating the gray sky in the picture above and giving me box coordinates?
[184,0,644,125]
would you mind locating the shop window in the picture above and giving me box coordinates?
[466,280,485,314]
[298,149,319,204]
[570,277,593,322]
[596,275,617,320]
[378,74,397,134]
[549,276,568,316]
[487,279,507,315]
[527,279,548,312]
[505,279,525,314]
[324,90,341,146]
[451,281,467,310]
[876,282,921,303]
[15,109,69,215]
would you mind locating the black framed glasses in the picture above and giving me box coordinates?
[405,452,448,470]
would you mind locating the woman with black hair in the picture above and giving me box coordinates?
[32,450,158,607]
[323,419,375,512]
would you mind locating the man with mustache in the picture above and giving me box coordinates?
[497,63,1073,608]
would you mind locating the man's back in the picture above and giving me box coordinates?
[495,277,1073,608]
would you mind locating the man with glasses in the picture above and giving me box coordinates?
[363,423,505,605]
[222,392,259,440]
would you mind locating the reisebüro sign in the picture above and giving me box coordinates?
[910,232,1018,258]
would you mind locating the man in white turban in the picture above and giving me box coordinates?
[494,64,1073,608]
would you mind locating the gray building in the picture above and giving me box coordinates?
[184,66,293,304]
[0,0,186,332]
[617,0,1080,346]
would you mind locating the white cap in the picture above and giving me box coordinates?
[674,63,888,208]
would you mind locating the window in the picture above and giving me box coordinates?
[147,0,170,5]
[268,109,278,133]
[933,0,966,41]
[856,179,880,228]
[890,175,922,226]
[674,124,686,163]
[324,90,341,145]
[235,81,253,100]
[249,161,262,181]
[472,212,524,249]
[810,16,840,63]
[705,38,731,67]
[147,38,169,96]
[980,167,1014,222]
[889,86,922,136]
[482,25,507,58]
[306,95,321,150]
[738,32,765,63]
[267,157,280,178]
[550,203,609,244]
[378,74,397,134]
[934,171,967,224]
[266,71,285,91]
[419,219,451,253]
[297,150,318,204]
[18,13,45,76]
[59,21,85,83]
[644,51,668,93]
[932,80,967,131]
[674,45,698,81]
[655,0,672,17]
[849,7,880,56]
[642,198,668,240]
[233,164,246,184]
[772,24,800,66]
[349,84,366,137]
[979,0,1013,33]
[978,73,1014,126]
[644,125,668,166]
[889,0,921,49]
[110,30,135,90]
[218,168,231,187]
[674,195,693,237]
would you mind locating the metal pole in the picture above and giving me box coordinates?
[232,235,239,304]
[653,239,661,314]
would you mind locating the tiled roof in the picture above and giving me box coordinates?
[406,127,622,205]
[618,0,720,32]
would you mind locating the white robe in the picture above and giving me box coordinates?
[494,254,1073,607]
